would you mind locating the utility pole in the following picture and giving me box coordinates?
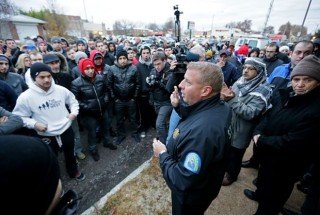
[299,0,312,37]
[82,0,88,21]
[173,5,183,42]
[262,0,274,36]
[210,14,214,38]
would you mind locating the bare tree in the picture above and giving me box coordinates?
[278,22,307,38]
[112,19,135,35]
[162,18,174,32]
[263,26,275,35]
[147,23,160,32]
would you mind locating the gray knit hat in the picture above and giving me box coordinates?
[74,51,88,65]
[291,55,320,82]
[244,57,267,75]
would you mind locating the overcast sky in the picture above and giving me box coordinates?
[13,0,320,33]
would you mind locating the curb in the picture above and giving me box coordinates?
[81,158,152,215]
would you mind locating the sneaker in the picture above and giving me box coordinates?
[76,152,86,160]
[140,131,146,138]
[91,151,100,161]
[116,135,126,145]
[75,172,86,182]
[103,143,117,150]
[132,133,141,143]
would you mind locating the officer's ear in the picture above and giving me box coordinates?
[201,85,213,97]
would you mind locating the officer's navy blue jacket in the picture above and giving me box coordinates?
[159,94,232,206]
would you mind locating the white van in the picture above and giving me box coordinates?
[235,36,270,51]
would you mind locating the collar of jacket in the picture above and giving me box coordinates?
[279,85,320,107]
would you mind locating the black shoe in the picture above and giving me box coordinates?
[109,128,117,137]
[132,133,141,143]
[281,207,299,215]
[252,178,257,186]
[103,143,117,150]
[91,151,100,161]
[244,189,259,201]
[241,160,259,169]
[116,135,126,145]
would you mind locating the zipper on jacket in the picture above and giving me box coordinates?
[92,84,103,117]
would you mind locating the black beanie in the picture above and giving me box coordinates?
[291,55,320,82]
[30,62,52,80]
[116,50,128,61]
[0,135,60,214]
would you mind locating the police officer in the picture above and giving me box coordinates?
[153,62,232,215]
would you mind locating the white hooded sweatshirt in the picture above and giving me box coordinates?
[13,80,79,136]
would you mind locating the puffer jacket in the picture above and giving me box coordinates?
[71,74,109,117]
[107,62,140,101]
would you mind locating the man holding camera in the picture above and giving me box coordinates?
[146,52,175,143]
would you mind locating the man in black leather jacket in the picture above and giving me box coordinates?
[107,50,141,144]
[71,58,117,161]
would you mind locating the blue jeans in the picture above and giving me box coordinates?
[166,109,181,144]
[154,104,173,143]
[71,120,83,155]
[82,111,111,152]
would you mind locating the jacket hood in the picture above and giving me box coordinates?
[0,54,13,74]
[28,75,56,95]
[50,52,69,73]
[89,50,105,73]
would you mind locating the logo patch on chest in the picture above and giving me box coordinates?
[173,128,180,140]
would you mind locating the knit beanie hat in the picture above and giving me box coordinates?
[43,54,60,64]
[244,57,267,74]
[78,58,94,73]
[75,51,88,65]
[0,54,9,63]
[78,58,96,80]
[76,39,86,46]
[116,50,128,61]
[291,55,320,81]
[0,135,60,214]
[30,62,52,80]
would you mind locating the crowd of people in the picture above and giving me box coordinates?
[0,34,320,214]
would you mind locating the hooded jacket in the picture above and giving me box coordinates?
[13,80,79,136]
[89,50,106,74]
[48,52,73,90]
[0,55,28,95]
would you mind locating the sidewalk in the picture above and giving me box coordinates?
[82,143,306,214]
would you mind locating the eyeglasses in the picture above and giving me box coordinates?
[243,66,256,71]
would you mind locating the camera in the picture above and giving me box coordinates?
[174,43,188,71]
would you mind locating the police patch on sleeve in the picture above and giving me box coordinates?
[183,152,201,174]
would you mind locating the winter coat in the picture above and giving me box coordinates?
[0,80,17,111]
[71,74,109,117]
[0,106,23,135]
[107,62,140,101]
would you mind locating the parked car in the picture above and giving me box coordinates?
[235,36,270,50]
